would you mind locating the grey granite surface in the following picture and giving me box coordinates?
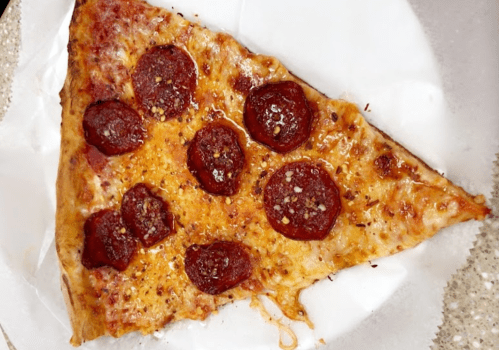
[0,0,497,349]
[0,0,19,124]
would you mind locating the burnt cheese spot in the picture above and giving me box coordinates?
[231,73,253,95]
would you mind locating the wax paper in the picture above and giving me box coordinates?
[0,0,498,349]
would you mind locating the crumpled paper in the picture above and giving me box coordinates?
[0,0,498,349]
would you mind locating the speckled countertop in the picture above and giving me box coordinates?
[1,0,498,349]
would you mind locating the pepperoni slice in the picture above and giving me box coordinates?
[187,123,245,196]
[81,209,137,271]
[121,183,175,247]
[132,45,197,120]
[83,100,145,156]
[184,241,252,295]
[243,81,313,153]
[264,162,341,240]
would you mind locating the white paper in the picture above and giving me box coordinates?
[0,0,498,349]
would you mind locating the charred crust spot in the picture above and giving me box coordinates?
[161,315,174,327]
[374,141,393,152]
[206,109,223,121]
[201,63,211,76]
[374,152,397,179]
[374,151,420,181]
[263,58,273,68]
[156,285,164,296]
[384,205,395,218]
[239,45,255,59]
[400,202,417,218]
[231,73,253,95]
[343,190,356,201]
[215,33,228,46]
[331,112,339,122]
[352,144,368,157]
[437,202,448,211]
[108,292,119,305]
[404,164,421,182]
[253,185,263,195]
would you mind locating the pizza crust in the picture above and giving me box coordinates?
[56,0,489,346]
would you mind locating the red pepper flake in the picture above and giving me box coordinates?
[343,190,356,201]
[366,199,380,208]
[254,186,262,195]
[364,103,370,111]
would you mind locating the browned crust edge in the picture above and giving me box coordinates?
[56,0,106,345]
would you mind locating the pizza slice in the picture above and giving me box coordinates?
[55,0,490,348]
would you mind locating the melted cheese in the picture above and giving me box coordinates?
[56,0,490,347]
